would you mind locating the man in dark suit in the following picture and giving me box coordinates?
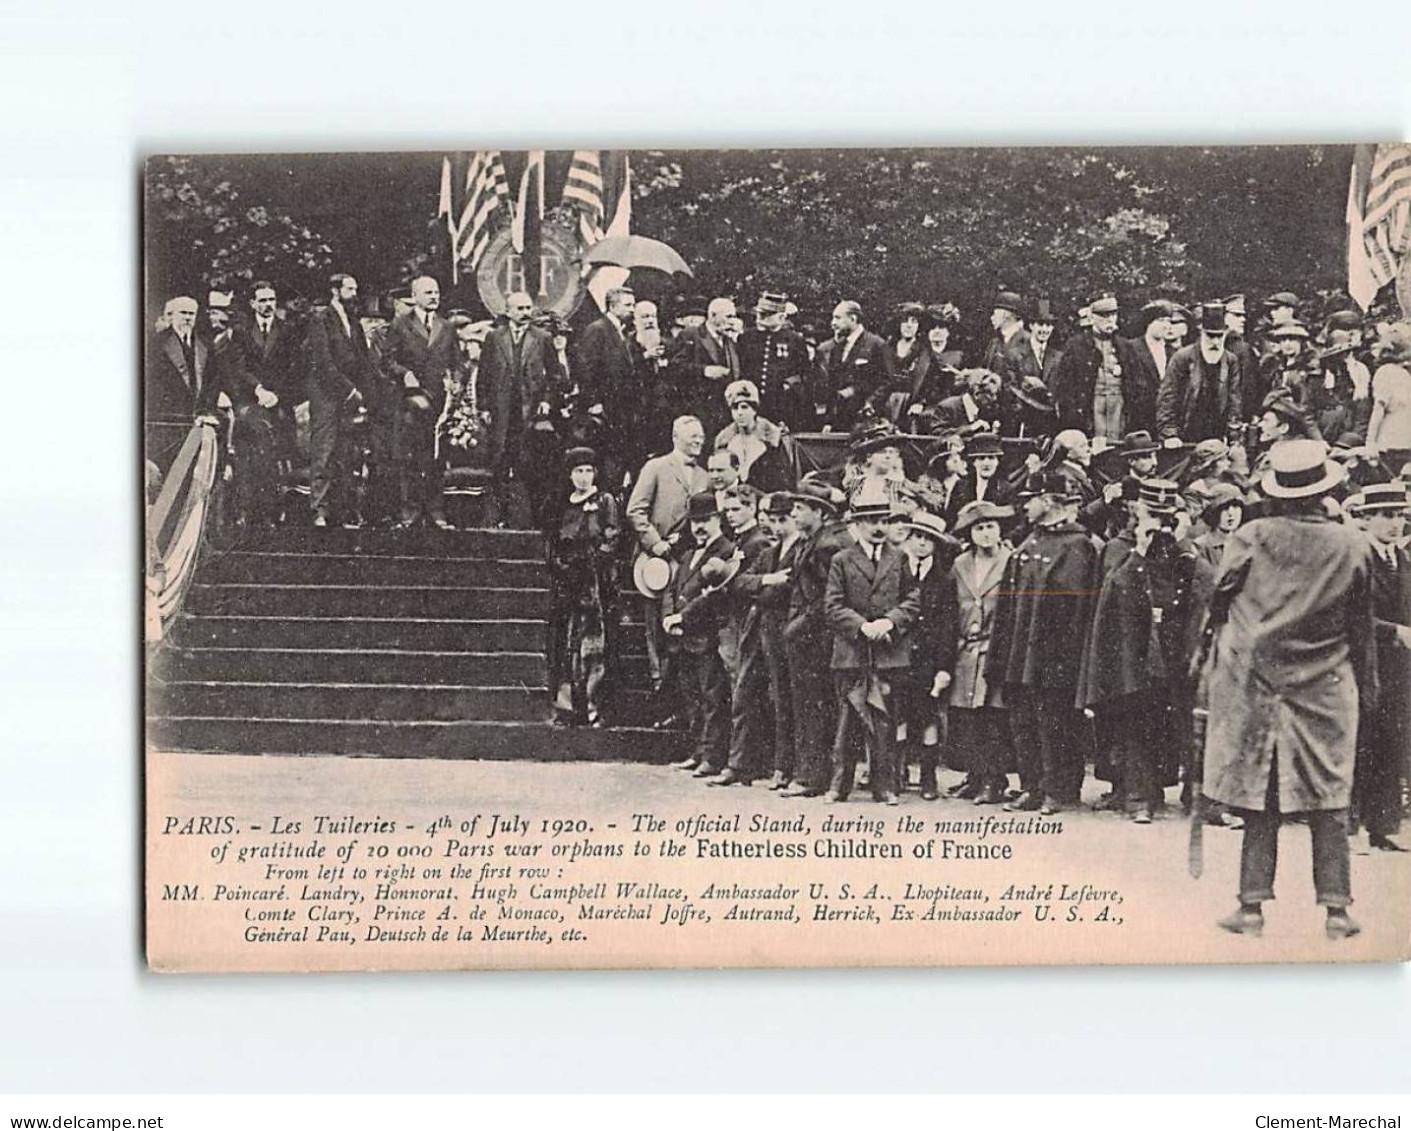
[481,290,554,482]
[737,291,812,431]
[814,300,893,431]
[944,431,1017,529]
[147,295,219,424]
[304,273,379,526]
[823,484,921,804]
[223,281,302,524]
[1026,299,1064,386]
[669,296,742,437]
[983,291,1036,387]
[576,286,639,483]
[898,511,961,799]
[379,274,459,528]
[933,369,1004,435]
[662,493,739,777]
[1051,293,1153,441]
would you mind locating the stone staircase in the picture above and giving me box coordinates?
[146,525,677,762]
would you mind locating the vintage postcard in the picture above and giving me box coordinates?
[144,145,1411,971]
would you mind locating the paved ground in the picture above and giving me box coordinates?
[147,751,1411,971]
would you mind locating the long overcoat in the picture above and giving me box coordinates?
[1202,515,1378,812]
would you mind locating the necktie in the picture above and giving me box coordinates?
[423,314,433,335]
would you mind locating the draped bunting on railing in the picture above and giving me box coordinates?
[145,421,220,644]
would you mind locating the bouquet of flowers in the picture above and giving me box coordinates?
[440,366,492,452]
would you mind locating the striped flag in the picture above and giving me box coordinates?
[563,150,608,243]
[440,150,512,283]
[1348,143,1411,311]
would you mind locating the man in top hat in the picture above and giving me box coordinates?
[1202,439,1377,940]
[1080,479,1213,823]
[1051,292,1153,443]
[781,478,853,797]
[304,273,380,527]
[737,290,811,430]
[662,491,739,777]
[1156,302,1245,444]
[823,480,921,804]
[989,469,1102,815]
[813,300,893,432]
[377,273,459,529]
[627,415,710,703]
[944,431,1015,529]
[1027,298,1064,385]
[982,290,1035,388]
[1344,483,1411,853]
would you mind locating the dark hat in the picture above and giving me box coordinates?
[848,418,901,456]
[1331,431,1366,452]
[993,290,1024,316]
[1261,439,1346,499]
[1088,292,1119,316]
[1345,482,1409,513]
[675,294,708,321]
[1138,299,1174,328]
[1136,478,1181,514]
[1268,320,1310,340]
[754,290,789,314]
[924,302,961,325]
[954,500,1015,534]
[1199,302,1228,334]
[1022,469,1081,502]
[765,492,795,518]
[1323,309,1362,335]
[563,446,597,469]
[445,307,475,322]
[895,301,926,319]
[1261,392,1309,429]
[1194,480,1244,519]
[1121,429,1160,457]
[700,552,743,589]
[925,439,963,477]
[1009,379,1057,414]
[964,431,1003,457]
[791,479,843,517]
[687,491,720,521]
[1223,293,1247,316]
[1030,297,1057,324]
[1263,291,1300,309]
[1167,303,1192,324]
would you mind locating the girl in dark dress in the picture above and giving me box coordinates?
[548,447,620,727]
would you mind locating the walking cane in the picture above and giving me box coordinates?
[1188,706,1209,879]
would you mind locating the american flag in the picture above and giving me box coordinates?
[437,151,512,282]
[1348,143,1411,311]
[562,150,608,243]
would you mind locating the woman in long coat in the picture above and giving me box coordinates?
[1201,439,1379,940]
[548,447,620,727]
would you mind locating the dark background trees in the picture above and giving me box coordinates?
[144,145,1355,340]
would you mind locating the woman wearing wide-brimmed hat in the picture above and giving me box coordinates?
[1201,439,1379,940]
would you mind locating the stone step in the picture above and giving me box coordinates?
[153,646,546,686]
[251,526,546,557]
[146,715,681,762]
[189,583,548,619]
[205,551,548,588]
[151,680,551,722]
[175,615,547,652]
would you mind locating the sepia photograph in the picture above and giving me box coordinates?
[143,145,1411,972]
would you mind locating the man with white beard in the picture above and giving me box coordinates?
[1156,302,1246,445]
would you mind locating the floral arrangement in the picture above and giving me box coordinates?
[441,367,491,451]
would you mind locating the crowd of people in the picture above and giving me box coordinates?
[146,274,1411,939]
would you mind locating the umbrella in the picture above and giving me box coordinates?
[581,235,693,277]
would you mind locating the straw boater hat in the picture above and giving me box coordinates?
[1260,439,1347,499]
[1345,482,1410,514]
[631,552,675,600]
[903,511,949,541]
[954,500,1015,534]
